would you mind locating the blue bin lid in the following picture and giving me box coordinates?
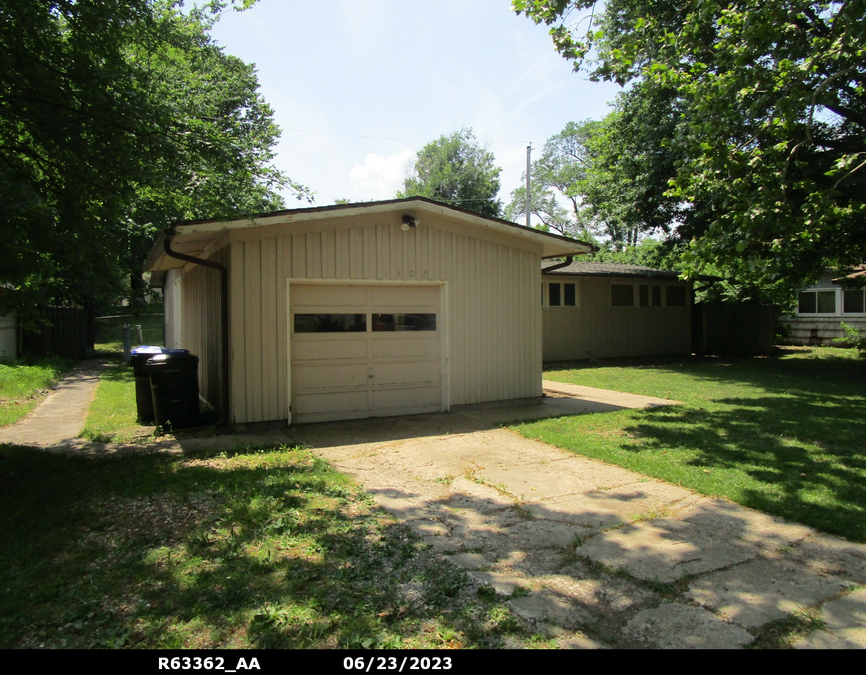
[131,346,164,355]
[132,347,189,355]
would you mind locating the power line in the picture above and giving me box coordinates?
[281,126,531,144]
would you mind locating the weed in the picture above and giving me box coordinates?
[749,608,826,649]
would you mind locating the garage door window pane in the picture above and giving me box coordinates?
[612,285,634,306]
[564,283,576,306]
[372,313,436,331]
[549,283,561,306]
[294,314,367,333]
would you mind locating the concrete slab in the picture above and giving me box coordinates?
[624,604,753,649]
[556,633,606,649]
[686,557,851,628]
[793,630,865,649]
[577,517,760,582]
[525,481,701,530]
[542,380,682,409]
[536,574,655,612]
[789,534,866,584]
[819,587,866,647]
[678,497,814,552]
[507,590,592,629]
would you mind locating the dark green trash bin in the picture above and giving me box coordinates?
[131,346,178,423]
[146,352,200,430]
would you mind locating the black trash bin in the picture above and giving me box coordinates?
[130,346,177,423]
[146,351,200,430]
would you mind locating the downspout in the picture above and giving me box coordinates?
[542,256,574,274]
[163,231,230,427]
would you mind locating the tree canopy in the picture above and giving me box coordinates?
[514,0,866,295]
[505,121,599,241]
[397,128,502,218]
[0,0,307,319]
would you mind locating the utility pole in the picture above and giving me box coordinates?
[525,143,532,228]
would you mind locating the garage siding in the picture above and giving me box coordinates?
[179,245,229,413]
[229,221,542,425]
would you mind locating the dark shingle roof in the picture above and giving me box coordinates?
[542,260,720,282]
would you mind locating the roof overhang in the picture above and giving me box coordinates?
[144,198,594,286]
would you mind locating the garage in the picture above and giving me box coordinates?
[290,282,444,423]
[145,197,593,428]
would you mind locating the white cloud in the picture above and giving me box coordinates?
[349,150,416,200]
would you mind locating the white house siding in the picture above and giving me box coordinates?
[176,246,228,413]
[542,276,692,361]
[779,271,866,345]
[163,269,181,349]
[227,215,543,425]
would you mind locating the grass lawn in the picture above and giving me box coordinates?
[80,361,156,443]
[0,444,543,649]
[515,346,866,542]
[80,361,221,443]
[0,358,77,427]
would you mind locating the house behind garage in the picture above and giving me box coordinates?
[541,261,700,361]
[145,198,592,427]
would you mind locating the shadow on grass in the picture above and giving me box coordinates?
[619,390,866,541]
[0,445,522,649]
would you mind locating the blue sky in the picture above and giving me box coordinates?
[208,0,621,211]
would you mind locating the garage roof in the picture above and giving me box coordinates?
[145,197,595,281]
[542,260,721,282]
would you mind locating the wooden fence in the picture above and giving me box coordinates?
[20,307,89,360]
[693,303,776,356]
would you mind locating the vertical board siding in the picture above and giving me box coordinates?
[180,246,228,414]
[227,221,543,424]
[541,276,692,361]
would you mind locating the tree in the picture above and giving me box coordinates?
[0,0,307,321]
[505,121,599,241]
[397,128,502,218]
[513,0,866,295]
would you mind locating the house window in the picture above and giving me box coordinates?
[564,283,576,307]
[844,290,865,314]
[611,284,634,307]
[639,284,662,307]
[798,291,836,314]
[666,286,687,307]
[549,283,561,307]
[294,314,367,333]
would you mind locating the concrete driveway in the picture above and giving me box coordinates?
[283,390,866,649]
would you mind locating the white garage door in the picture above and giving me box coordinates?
[290,283,444,423]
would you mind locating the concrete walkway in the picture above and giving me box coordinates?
[0,359,111,447]
[4,367,865,648]
[542,379,681,409]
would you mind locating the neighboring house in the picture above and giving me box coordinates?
[779,267,866,345]
[541,261,707,361]
[144,197,592,427]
